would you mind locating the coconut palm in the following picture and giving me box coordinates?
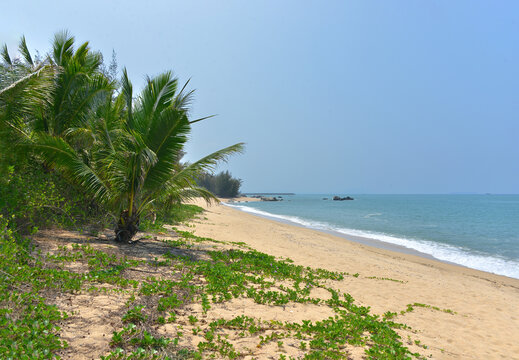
[0,38,55,170]
[37,31,114,138]
[34,68,244,242]
[1,32,242,242]
[1,32,113,156]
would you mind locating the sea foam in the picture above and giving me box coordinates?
[225,203,519,279]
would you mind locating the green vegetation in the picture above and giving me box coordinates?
[196,171,243,198]
[0,218,436,359]
[0,32,444,359]
[0,216,71,358]
[1,32,243,242]
[0,162,109,234]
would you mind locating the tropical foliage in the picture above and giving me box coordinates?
[0,32,244,241]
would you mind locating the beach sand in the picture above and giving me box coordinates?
[184,198,519,359]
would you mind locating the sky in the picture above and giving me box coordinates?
[1,1,518,194]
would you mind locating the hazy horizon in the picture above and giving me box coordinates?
[2,1,518,194]
[242,190,519,196]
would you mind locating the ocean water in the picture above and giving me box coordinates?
[226,194,519,279]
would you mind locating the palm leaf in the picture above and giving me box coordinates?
[145,186,218,215]
[32,133,112,203]
[141,142,244,211]
[141,71,178,120]
[0,65,55,142]
[0,65,51,96]
[121,68,133,126]
[189,114,216,125]
[142,108,191,190]
[181,142,245,175]
[1,44,11,65]
[173,79,194,112]
[52,31,75,66]
[19,36,33,66]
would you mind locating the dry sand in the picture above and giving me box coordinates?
[184,198,519,359]
[32,198,519,359]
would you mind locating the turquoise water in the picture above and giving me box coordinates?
[227,194,519,279]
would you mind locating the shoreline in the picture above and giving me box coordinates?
[222,199,519,281]
[224,202,442,261]
[220,200,519,287]
[223,201,519,287]
[185,199,519,359]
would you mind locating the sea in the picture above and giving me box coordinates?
[225,194,519,279]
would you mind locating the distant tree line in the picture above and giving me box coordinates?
[197,171,243,198]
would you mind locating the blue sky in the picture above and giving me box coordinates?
[2,1,518,193]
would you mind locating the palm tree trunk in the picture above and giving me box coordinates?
[115,209,139,242]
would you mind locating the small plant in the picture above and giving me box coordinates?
[122,306,147,324]
[157,294,183,312]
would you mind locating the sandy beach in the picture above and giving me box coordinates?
[184,198,519,359]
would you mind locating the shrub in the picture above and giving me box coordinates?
[0,162,109,234]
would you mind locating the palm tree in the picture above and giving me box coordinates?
[34,68,244,242]
[0,38,55,170]
[1,32,113,165]
[1,32,113,137]
[1,32,242,242]
[37,31,114,138]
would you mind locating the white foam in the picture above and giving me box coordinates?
[224,203,519,279]
[226,204,332,230]
[364,213,383,218]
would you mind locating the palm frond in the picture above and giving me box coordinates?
[0,66,49,95]
[141,71,178,120]
[19,36,33,66]
[0,65,55,139]
[74,42,103,72]
[52,30,75,66]
[121,68,133,125]
[73,42,90,63]
[170,186,219,204]
[143,186,218,215]
[1,44,11,65]
[50,54,113,136]
[142,109,190,189]
[189,114,216,125]
[144,142,244,206]
[32,133,112,203]
[173,79,195,112]
[63,126,95,145]
[65,73,113,127]
[182,142,245,175]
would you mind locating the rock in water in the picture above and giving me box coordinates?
[333,196,354,201]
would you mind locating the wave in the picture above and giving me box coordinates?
[364,213,383,218]
[224,203,519,279]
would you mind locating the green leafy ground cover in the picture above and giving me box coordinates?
[0,209,456,359]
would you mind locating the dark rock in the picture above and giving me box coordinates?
[261,196,278,201]
[333,196,354,201]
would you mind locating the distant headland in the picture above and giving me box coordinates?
[244,193,296,195]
